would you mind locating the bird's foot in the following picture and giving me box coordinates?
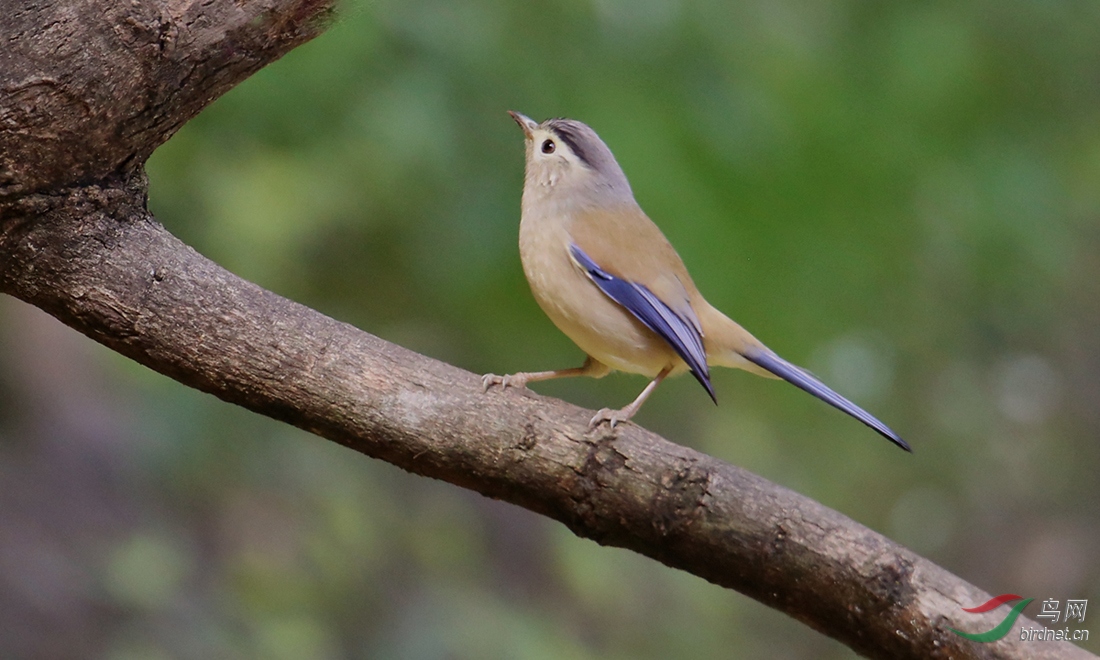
[482,373,528,391]
[588,407,634,431]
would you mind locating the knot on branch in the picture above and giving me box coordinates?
[652,460,712,537]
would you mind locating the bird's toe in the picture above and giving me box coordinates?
[482,373,527,391]
[588,407,626,430]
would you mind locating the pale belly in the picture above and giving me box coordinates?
[518,220,682,378]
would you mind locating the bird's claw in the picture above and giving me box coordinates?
[482,373,526,391]
[588,407,630,431]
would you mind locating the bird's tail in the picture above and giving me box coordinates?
[700,305,910,452]
[699,305,779,378]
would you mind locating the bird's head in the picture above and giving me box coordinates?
[509,111,633,208]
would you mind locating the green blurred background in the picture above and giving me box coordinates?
[2,0,1098,657]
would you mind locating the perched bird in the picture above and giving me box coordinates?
[483,111,910,452]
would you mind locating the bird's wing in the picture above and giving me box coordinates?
[568,204,699,296]
[569,244,714,402]
[568,204,704,329]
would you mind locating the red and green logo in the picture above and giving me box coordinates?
[950,594,1034,642]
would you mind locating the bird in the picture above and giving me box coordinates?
[482,111,910,452]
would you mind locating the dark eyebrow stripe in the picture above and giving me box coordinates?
[548,123,593,168]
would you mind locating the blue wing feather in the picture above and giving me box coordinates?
[570,245,715,402]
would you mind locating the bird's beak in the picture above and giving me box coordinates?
[508,110,537,140]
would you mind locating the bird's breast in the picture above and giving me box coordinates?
[516,207,680,377]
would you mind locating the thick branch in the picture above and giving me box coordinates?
[0,1,1092,658]
[1,0,332,199]
[0,176,1090,660]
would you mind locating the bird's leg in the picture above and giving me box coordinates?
[589,364,673,430]
[482,355,610,391]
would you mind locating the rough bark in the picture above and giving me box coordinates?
[0,1,1092,658]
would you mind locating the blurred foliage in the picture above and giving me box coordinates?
[2,0,1099,657]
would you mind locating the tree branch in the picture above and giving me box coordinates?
[0,1,1091,658]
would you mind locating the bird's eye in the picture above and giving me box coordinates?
[541,139,555,154]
